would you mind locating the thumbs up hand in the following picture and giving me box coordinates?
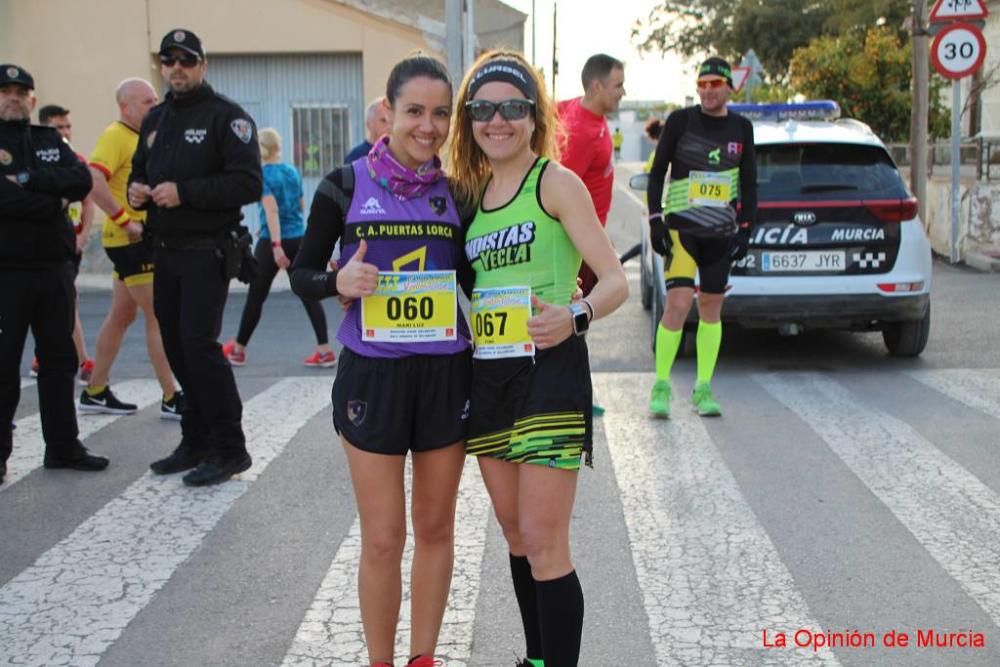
[526,294,573,349]
[335,239,379,298]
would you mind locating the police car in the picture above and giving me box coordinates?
[632,101,932,356]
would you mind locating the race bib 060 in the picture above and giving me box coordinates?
[361,271,457,343]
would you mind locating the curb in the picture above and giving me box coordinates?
[76,272,293,293]
[965,251,1000,273]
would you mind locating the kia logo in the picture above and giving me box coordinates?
[793,211,817,226]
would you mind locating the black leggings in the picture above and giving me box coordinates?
[236,237,328,346]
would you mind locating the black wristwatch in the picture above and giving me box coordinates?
[15,171,29,185]
[569,302,589,336]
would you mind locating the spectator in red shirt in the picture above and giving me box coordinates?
[557,54,625,296]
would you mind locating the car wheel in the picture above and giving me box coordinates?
[882,305,930,357]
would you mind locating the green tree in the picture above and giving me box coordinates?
[633,0,912,80]
[789,26,949,141]
[632,0,829,79]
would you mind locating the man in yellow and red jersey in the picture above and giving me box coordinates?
[83,79,183,419]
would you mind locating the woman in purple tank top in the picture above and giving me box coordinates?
[290,55,474,667]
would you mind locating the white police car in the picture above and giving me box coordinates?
[633,100,932,356]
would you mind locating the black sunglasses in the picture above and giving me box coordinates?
[465,99,535,122]
[160,54,201,68]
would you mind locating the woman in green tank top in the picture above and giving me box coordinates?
[449,50,628,667]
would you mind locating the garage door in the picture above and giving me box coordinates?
[204,54,364,230]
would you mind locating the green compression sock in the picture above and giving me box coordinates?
[655,324,683,382]
[696,320,722,385]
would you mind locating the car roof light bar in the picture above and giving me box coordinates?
[727,100,841,121]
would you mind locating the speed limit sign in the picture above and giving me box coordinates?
[931,22,987,79]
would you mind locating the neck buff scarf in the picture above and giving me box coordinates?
[366,135,443,200]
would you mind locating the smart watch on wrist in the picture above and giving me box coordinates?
[569,302,589,336]
[15,171,29,185]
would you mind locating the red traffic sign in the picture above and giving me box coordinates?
[930,22,987,79]
[929,0,988,22]
[731,67,750,93]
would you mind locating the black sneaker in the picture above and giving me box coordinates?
[160,390,185,421]
[43,450,110,471]
[150,444,204,475]
[79,386,137,415]
[0,460,6,484]
[182,453,252,486]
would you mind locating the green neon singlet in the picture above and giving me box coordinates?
[464,157,582,308]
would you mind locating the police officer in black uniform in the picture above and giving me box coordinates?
[128,30,262,486]
[0,64,108,484]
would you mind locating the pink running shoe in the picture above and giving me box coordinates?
[303,350,337,368]
[222,341,246,366]
[78,358,94,386]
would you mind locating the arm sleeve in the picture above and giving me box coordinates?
[289,168,349,300]
[177,108,263,210]
[450,183,478,299]
[738,118,758,226]
[647,109,686,217]
[128,115,152,210]
[25,135,93,201]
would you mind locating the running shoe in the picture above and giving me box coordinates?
[649,379,672,418]
[222,340,246,366]
[29,356,39,377]
[79,386,138,415]
[405,657,443,667]
[515,659,544,667]
[160,390,185,421]
[692,382,722,417]
[78,358,94,386]
[303,350,337,368]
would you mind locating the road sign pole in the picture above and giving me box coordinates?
[951,78,961,263]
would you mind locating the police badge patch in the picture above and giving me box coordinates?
[429,196,447,216]
[0,149,11,166]
[146,130,157,149]
[346,400,367,426]
[230,119,253,144]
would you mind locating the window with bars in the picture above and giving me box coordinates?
[291,105,349,178]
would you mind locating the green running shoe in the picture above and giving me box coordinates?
[649,379,672,418]
[692,382,722,417]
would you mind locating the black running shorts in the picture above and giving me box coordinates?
[331,348,472,455]
[467,335,593,470]
[664,229,733,294]
[105,242,155,287]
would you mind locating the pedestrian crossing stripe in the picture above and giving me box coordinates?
[2,371,1000,665]
[757,372,1000,630]
[598,374,840,666]
[0,377,331,665]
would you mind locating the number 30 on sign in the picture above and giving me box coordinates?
[930,22,987,79]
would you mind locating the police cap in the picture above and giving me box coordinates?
[0,64,35,90]
[159,29,205,59]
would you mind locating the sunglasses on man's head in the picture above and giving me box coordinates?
[696,79,728,90]
[160,54,201,68]
[465,99,535,122]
